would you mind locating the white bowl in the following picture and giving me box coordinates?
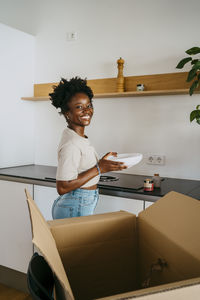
[107,153,143,168]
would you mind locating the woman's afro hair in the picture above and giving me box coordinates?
[49,77,94,114]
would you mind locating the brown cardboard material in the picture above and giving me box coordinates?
[25,190,200,300]
[25,190,74,300]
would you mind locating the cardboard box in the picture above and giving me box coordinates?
[25,190,200,300]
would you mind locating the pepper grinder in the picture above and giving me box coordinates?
[117,57,125,92]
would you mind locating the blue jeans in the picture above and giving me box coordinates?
[52,188,99,219]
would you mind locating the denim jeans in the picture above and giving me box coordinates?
[52,188,99,219]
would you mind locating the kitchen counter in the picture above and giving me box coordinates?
[0,164,199,202]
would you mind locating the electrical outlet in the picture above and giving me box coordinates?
[146,155,165,165]
[147,156,154,164]
[66,32,77,41]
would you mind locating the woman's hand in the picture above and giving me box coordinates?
[98,152,127,173]
[56,152,127,195]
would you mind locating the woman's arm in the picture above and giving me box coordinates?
[56,152,127,195]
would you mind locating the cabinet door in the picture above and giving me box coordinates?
[94,194,144,216]
[33,185,59,220]
[0,180,33,272]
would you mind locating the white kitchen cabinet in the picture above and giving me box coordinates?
[33,185,59,220]
[94,194,144,216]
[0,180,33,273]
[144,201,154,209]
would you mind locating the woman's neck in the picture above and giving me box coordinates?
[68,124,85,137]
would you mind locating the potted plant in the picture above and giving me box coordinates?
[176,47,200,124]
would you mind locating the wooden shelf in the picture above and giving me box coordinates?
[21,88,200,101]
[21,72,200,101]
[94,89,198,97]
[21,97,50,101]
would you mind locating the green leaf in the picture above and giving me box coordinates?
[190,109,200,122]
[192,61,200,70]
[176,57,192,69]
[186,47,200,55]
[196,117,200,124]
[191,59,199,65]
[196,105,200,110]
[187,68,197,82]
[189,80,199,95]
[190,110,195,122]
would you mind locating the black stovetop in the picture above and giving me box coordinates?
[0,164,200,200]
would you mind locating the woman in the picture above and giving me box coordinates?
[50,77,127,219]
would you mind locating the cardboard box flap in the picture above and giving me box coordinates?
[25,189,74,300]
[48,211,136,249]
[138,191,200,261]
[138,191,200,287]
[47,210,135,227]
[97,277,200,300]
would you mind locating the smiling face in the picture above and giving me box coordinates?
[65,92,94,129]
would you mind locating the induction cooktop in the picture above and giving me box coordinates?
[99,175,119,182]
[98,172,144,190]
[44,173,144,190]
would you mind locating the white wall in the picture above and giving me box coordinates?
[33,0,200,180]
[0,23,35,168]
[34,0,200,82]
[1,0,200,180]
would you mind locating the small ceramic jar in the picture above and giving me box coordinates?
[137,84,145,91]
[144,179,154,191]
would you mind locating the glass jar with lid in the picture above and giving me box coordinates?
[152,173,161,188]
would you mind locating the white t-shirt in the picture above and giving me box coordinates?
[56,127,100,188]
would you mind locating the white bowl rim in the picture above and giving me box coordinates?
[108,153,143,159]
